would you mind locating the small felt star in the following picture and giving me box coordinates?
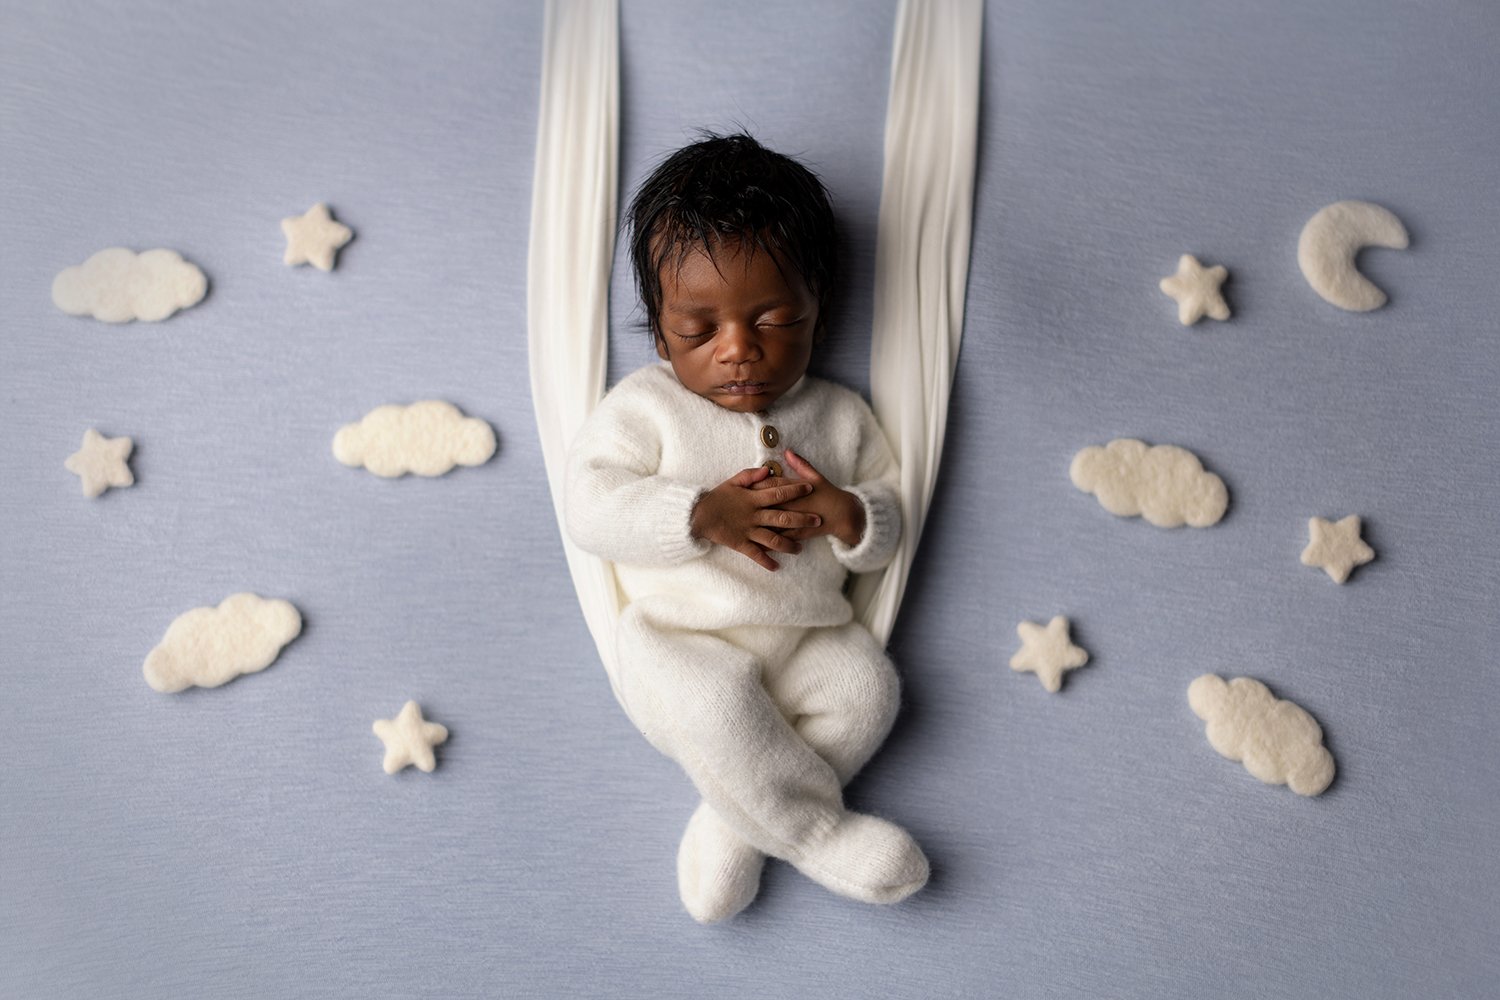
[373,701,449,774]
[1300,515,1375,584]
[1009,615,1090,693]
[65,428,134,497]
[1159,254,1230,325]
[281,202,353,271]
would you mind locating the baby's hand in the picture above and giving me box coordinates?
[690,466,823,572]
[753,449,866,548]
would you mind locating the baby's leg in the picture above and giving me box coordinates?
[679,622,912,920]
[675,799,764,923]
[766,622,903,785]
[616,605,926,908]
[616,606,846,851]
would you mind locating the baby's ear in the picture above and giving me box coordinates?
[653,331,670,360]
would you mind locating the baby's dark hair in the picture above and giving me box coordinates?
[627,131,837,344]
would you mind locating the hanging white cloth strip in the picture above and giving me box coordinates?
[851,0,983,644]
[527,0,625,692]
[527,0,981,689]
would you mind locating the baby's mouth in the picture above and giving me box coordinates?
[720,380,768,395]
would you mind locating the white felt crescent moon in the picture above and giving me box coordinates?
[1297,200,1408,311]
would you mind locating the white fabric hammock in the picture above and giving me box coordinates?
[528,0,981,690]
[850,0,982,642]
[526,0,624,699]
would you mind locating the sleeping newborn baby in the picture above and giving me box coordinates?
[565,132,928,922]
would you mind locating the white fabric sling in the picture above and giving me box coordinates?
[526,0,625,697]
[852,0,982,644]
[527,0,982,680]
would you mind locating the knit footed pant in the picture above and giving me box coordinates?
[614,600,902,863]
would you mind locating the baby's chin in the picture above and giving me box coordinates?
[699,388,785,413]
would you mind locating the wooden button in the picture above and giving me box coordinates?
[760,425,780,448]
[762,459,783,478]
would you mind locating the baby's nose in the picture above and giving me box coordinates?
[715,325,761,362]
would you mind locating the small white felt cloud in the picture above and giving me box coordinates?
[1159,254,1230,326]
[333,401,497,478]
[1300,515,1375,584]
[143,593,302,693]
[373,701,449,774]
[65,428,134,497]
[1188,674,1335,796]
[1009,615,1089,693]
[52,248,208,323]
[1297,200,1408,312]
[1070,439,1228,528]
[282,202,353,271]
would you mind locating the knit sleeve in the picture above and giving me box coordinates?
[564,377,711,567]
[828,397,902,574]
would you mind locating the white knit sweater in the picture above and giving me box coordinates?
[565,362,902,631]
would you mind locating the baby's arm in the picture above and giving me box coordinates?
[564,385,820,570]
[828,412,902,573]
[763,450,867,548]
[690,465,819,572]
[762,401,902,574]
[564,388,711,567]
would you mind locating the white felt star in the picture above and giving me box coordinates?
[1300,515,1375,584]
[281,202,353,272]
[1009,615,1090,693]
[64,428,134,497]
[373,701,449,774]
[1159,254,1230,325]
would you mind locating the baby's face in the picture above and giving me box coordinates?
[654,240,818,413]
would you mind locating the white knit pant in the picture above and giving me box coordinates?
[614,599,902,863]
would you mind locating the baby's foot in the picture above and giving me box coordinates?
[677,801,765,923]
[791,811,929,905]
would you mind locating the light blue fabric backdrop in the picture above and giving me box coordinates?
[3,2,1496,997]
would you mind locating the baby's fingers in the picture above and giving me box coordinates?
[749,475,800,491]
[733,540,780,572]
[750,527,802,556]
[728,466,773,488]
[752,481,814,507]
[757,508,821,531]
[784,448,827,484]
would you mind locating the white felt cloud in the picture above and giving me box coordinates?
[333,401,497,478]
[52,248,207,323]
[1188,675,1335,796]
[143,593,302,693]
[1070,439,1228,528]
